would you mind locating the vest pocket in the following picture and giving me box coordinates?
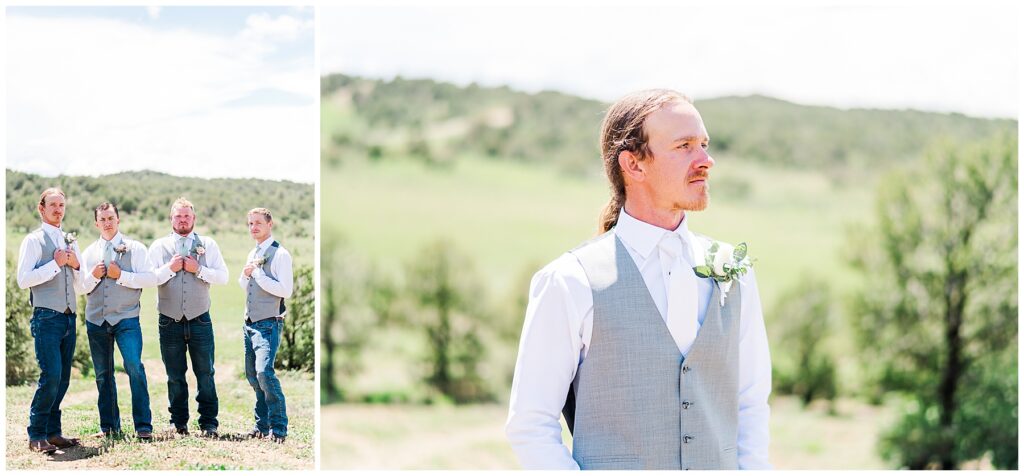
[578,454,640,470]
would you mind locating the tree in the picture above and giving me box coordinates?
[279,264,314,372]
[770,276,838,410]
[406,239,492,403]
[850,134,1017,469]
[319,237,383,403]
[6,254,35,385]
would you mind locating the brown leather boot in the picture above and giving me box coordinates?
[46,435,80,449]
[29,439,57,454]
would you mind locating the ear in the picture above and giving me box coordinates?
[618,150,646,183]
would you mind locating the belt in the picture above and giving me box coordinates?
[245,316,284,325]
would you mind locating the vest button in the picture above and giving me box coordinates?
[682,400,692,409]
[682,366,691,373]
[683,435,694,443]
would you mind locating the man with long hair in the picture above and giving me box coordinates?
[506,90,771,469]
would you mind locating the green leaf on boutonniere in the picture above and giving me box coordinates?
[693,265,712,278]
[733,242,747,262]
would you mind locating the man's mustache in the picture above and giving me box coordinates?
[688,172,709,182]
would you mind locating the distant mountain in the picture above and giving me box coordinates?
[5,169,313,241]
[322,74,1016,176]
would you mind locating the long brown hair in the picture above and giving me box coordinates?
[598,89,692,233]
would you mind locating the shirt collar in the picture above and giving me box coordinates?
[101,232,124,247]
[41,222,62,237]
[171,231,195,242]
[255,236,275,254]
[615,208,691,262]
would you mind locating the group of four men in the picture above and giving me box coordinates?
[17,189,295,454]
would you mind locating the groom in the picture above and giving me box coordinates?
[506,90,771,469]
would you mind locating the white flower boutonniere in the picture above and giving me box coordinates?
[195,245,206,256]
[63,231,77,245]
[254,256,267,267]
[693,241,754,306]
[113,243,128,257]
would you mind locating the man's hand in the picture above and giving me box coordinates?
[107,262,122,280]
[243,263,256,278]
[53,249,69,267]
[183,256,200,274]
[169,255,184,273]
[91,262,106,279]
[66,250,80,270]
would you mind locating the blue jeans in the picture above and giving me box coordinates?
[157,313,218,430]
[27,308,77,440]
[244,318,288,436]
[86,317,153,433]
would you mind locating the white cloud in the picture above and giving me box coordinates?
[7,13,316,182]
[239,13,314,45]
[146,6,161,20]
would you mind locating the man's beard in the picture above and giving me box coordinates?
[173,224,194,235]
[679,185,711,211]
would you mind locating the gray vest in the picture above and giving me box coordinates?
[85,239,142,326]
[30,228,77,313]
[156,234,211,321]
[567,231,741,470]
[245,241,286,323]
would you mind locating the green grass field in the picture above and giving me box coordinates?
[322,154,872,307]
[5,226,314,470]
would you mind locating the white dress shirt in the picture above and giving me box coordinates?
[506,210,772,470]
[16,222,87,294]
[237,236,294,300]
[148,231,229,286]
[80,232,159,292]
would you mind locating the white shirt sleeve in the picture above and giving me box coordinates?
[115,240,159,289]
[736,269,772,469]
[195,237,229,285]
[80,242,103,294]
[252,247,294,299]
[16,233,61,289]
[147,239,176,285]
[238,248,254,289]
[506,254,589,470]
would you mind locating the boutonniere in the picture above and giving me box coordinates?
[195,245,206,256]
[693,241,754,306]
[113,243,128,257]
[254,255,268,267]
[63,231,77,245]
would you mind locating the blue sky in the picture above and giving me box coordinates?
[6,6,317,182]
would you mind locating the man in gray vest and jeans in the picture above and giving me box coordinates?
[238,207,293,443]
[506,90,772,469]
[17,187,86,454]
[80,202,159,440]
[149,197,229,437]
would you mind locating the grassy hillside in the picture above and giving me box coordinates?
[5,169,313,243]
[321,73,1015,177]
